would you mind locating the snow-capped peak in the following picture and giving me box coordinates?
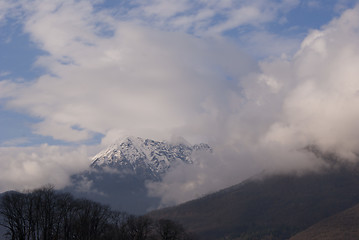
[91,136,211,180]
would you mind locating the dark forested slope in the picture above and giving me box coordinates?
[149,167,359,239]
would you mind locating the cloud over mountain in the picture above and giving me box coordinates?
[0,144,89,191]
[148,5,359,205]
[1,1,359,203]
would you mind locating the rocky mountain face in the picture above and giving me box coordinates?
[91,136,212,181]
[68,136,212,214]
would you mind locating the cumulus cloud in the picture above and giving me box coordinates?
[0,0,256,193]
[0,145,90,192]
[2,0,256,143]
[261,6,359,160]
[147,5,359,205]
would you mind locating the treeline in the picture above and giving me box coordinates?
[0,186,196,240]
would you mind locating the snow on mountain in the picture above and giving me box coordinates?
[67,136,212,214]
[91,136,212,181]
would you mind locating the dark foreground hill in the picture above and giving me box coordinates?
[290,203,359,240]
[149,167,359,239]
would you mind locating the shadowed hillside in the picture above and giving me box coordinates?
[290,203,359,240]
[149,167,359,239]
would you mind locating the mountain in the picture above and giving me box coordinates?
[290,203,359,240]
[148,166,359,239]
[67,136,211,214]
[91,136,211,181]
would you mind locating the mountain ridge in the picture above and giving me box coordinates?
[91,136,212,181]
[67,136,212,214]
[148,166,359,239]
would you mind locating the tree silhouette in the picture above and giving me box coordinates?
[0,186,195,240]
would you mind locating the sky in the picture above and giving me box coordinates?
[1,0,359,204]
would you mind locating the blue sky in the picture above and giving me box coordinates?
[1,0,359,193]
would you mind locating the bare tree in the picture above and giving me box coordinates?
[0,192,27,240]
[119,215,153,240]
[0,187,195,240]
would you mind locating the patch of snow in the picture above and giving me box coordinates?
[91,136,212,180]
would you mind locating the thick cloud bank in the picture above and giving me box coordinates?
[148,6,359,206]
[0,145,89,191]
[2,1,255,143]
[260,7,359,161]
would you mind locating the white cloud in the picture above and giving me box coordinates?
[147,4,359,205]
[261,5,359,160]
[0,0,297,197]
[239,30,301,58]
[0,71,11,77]
[0,1,15,23]
[206,6,264,35]
[307,0,321,8]
[124,0,300,36]
[147,141,320,207]
[0,145,90,192]
[2,0,255,143]
[32,120,92,142]
[1,137,29,146]
[334,0,359,12]
[130,0,191,19]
